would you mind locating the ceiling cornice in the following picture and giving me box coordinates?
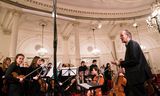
[0,0,152,20]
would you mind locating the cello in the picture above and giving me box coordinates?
[109,52,127,96]
[108,68,127,96]
[87,68,104,96]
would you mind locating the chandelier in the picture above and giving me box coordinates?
[146,0,160,32]
[37,23,48,56]
[91,28,101,55]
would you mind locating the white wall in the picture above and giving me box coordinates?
[0,7,160,74]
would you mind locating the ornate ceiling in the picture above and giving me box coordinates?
[0,0,155,20]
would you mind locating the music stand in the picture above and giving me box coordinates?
[46,65,53,78]
[61,66,77,76]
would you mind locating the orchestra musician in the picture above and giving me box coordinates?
[87,67,104,96]
[78,61,88,83]
[90,60,98,73]
[5,53,25,96]
[27,56,42,96]
[102,63,113,93]
[2,57,11,72]
[1,57,11,95]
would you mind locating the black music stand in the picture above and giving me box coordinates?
[61,66,77,76]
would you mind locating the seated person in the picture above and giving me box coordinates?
[78,61,88,83]
[87,67,104,96]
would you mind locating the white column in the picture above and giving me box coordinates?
[61,23,74,64]
[74,24,80,67]
[9,12,21,57]
[62,37,70,64]
[110,37,118,60]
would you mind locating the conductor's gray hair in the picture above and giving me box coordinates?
[123,30,132,39]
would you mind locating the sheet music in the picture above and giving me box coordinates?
[61,67,77,76]
[78,82,102,90]
[46,65,53,77]
[78,83,92,89]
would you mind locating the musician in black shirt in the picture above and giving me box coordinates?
[79,61,88,73]
[5,54,25,96]
[90,60,98,73]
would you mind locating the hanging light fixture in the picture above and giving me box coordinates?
[37,23,48,56]
[133,20,146,50]
[91,28,101,55]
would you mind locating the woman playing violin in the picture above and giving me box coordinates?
[28,56,42,96]
[87,67,104,96]
[5,53,25,96]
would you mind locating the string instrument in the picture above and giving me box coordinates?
[87,74,104,96]
[92,74,104,96]
[38,77,48,92]
[108,71,127,96]
[12,66,48,92]
[11,69,41,81]
[108,52,127,96]
[64,74,80,91]
[36,68,48,92]
[64,70,87,91]
[12,72,25,81]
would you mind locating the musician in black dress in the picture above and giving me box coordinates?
[102,63,112,93]
[28,56,42,96]
[5,54,25,96]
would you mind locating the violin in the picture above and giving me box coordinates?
[38,78,48,92]
[12,72,25,82]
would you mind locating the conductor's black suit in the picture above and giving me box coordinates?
[121,40,152,96]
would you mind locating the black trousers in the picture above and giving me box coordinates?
[125,83,147,96]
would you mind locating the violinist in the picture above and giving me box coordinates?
[28,56,42,96]
[87,67,104,96]
[1,57,11,95]
[102,63,113,93]
[5,53,25,96]
[2,57,11,72]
